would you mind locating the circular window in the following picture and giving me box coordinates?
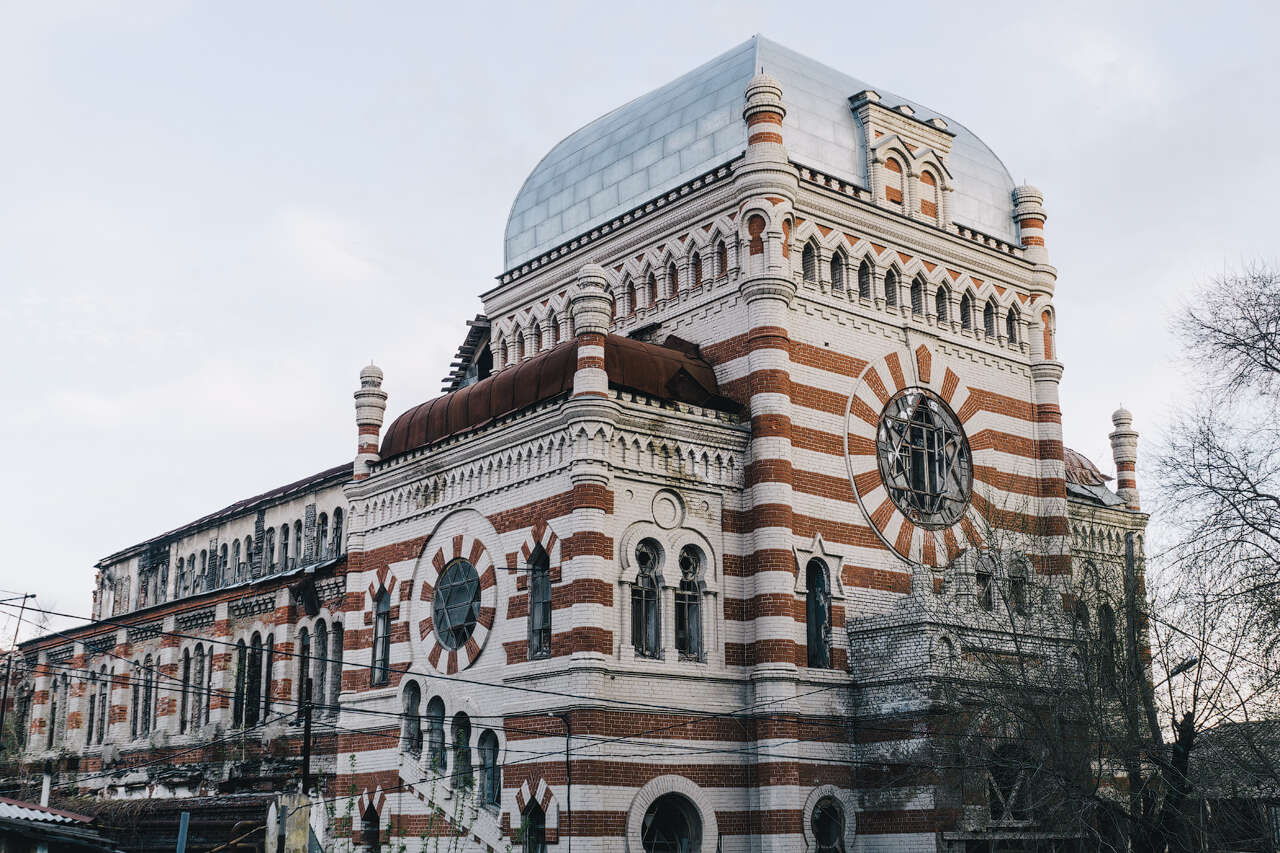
[875,387,972,528]
[433,559,481,650]
[642,793,702,852]
[811,796,845,851]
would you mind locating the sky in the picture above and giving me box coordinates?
[2,1,1276,641]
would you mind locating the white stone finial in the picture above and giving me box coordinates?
[1109,406,1140,511]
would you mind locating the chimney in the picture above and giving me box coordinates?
[1109,407,1140,510]
[353,363,387,480]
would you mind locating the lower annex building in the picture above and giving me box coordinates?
[6,35,1149,853]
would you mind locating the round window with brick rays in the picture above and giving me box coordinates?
[846,344,988,566]
[415,534,497,674]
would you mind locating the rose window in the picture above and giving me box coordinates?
[876,387,972,528]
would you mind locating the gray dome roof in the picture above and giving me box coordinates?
[504,36,1019,269]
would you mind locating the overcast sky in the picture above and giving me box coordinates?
[3,1,1276,640]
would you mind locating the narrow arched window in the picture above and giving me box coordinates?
[371,589,391,686]
[830,254,845,293]
[984,300,997,336]
[806,559,832,668]
[297,627,311,714]
[361,804,381,853]
[192,646,206,733]
[332,508,344,555]
[265,528,276,571]
[692,252,703,287]
[1009,564,1028,615]
[176,557,185,597]
[129,663,140,739]
[960,292,973,330]
[910,276,925,315]
[279,524,289,570]
[631,539,662,658]
[262,633,274,716]
[675,545,704,661]
[801,243,817,283]
[668,262,679,297]
[647,273,658,305]
[317,513,328,559]
[478,729,501,806]
[626,280,637,315]
[47,676,59,748]
[936,287,949,322]
[232,642,246,728]
[716,240,728,277]
[313,621,329,714]
[977,560,994,612]
[143,656,155,735]
[85,671,98,745]
[885,269,899,308]
[329,623,343,713]
[232,540,241,582]
[96,667,108,743]
[884,157,905,204]
[245,633,263,727]
[198,550,207,591]
[402,681,422,755]
[294,521,303,565]
[179,651,191,734]
[528,546,552,660]
[547,316,559,346]
[243,536,253,577]
[919,170,939,219]
[523,802,547,853]
[426,696,446,772]
[1006,308,1019,344]
[452,712,473,788]
[1099,604,1119,695]
[858,259,872,300]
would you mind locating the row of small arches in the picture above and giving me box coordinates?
[400,683,502,807]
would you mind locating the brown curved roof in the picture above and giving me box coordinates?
[379,335,737,461]
[1063,446,1112,486]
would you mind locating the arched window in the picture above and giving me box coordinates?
[179,651,191,734]
[647,273,658,306]
[806,559,832,668]
[143,658,155,735]
[935,286,949,322]
[361,804,381,853]
[245,633,263,727]
[812,796,846,852]
[232,540,242,582]
[328,623,343,714]
[641,793,702,852]
[426,696,446,772]
[1006,308,1019,344]
[976,560,995,611]
[631,539,662,658]
[262,633,274,716]
[452,712,473,788]
[218,544,228,587]
[294,521,303,565]
[198,550,207,591]
[801,242,817,283]
[265,528,276,571]
[129,663,140,740]
[523,802,547,853]
[528,546,552,660]
[1099,604,1119,695]
[96,667,108,743]
[691,252,703,288]
[192,645,206,733]
[243,536,253,576]
[533,324,543,354]
[626,279,637,315]
[988,746,1037,824]
[279,523,290,570]
[478,729,500,806]
[675,545,704,661]
[317,513,328,559]
[297,627,311,713]
[858,259,872,300]
[176,557,185,597]
[668,261,679,297]
[960,292,973,330]
[332,508,344,555]
[830,254,845,293]
[885,269,899,308]
[883,157,905,205]
[910,275,925,315]
[984,299,997,337]
[85,671,98,746]
[919,170,939,219]
[314,621,329,714]
[546,316,559,347]
[516,330,526,361]
[1010,564,1028,615]
[716,240,728,277]
[232,641,246,728]
[371,589,391,686]
[402,681,422,755]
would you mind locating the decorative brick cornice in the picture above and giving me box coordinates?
[175,608,217,632]
[125,622,163,645]
[229,594,275,620]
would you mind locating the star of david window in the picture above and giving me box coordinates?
[433,559,481,650]
[876,387,972,528]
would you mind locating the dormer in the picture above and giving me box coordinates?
[849,90,957,229]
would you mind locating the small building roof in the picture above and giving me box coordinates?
[1063,446,1127,508]
[379,335,737,462]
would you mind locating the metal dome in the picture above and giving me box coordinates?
[504,35,1020,269]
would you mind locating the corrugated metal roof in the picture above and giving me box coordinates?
[0,797,92,825]
[505,34,1019,268]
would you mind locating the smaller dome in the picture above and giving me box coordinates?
[1111,406,1134,427]
[360,363,384,384]
[1063,447,1112,487]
